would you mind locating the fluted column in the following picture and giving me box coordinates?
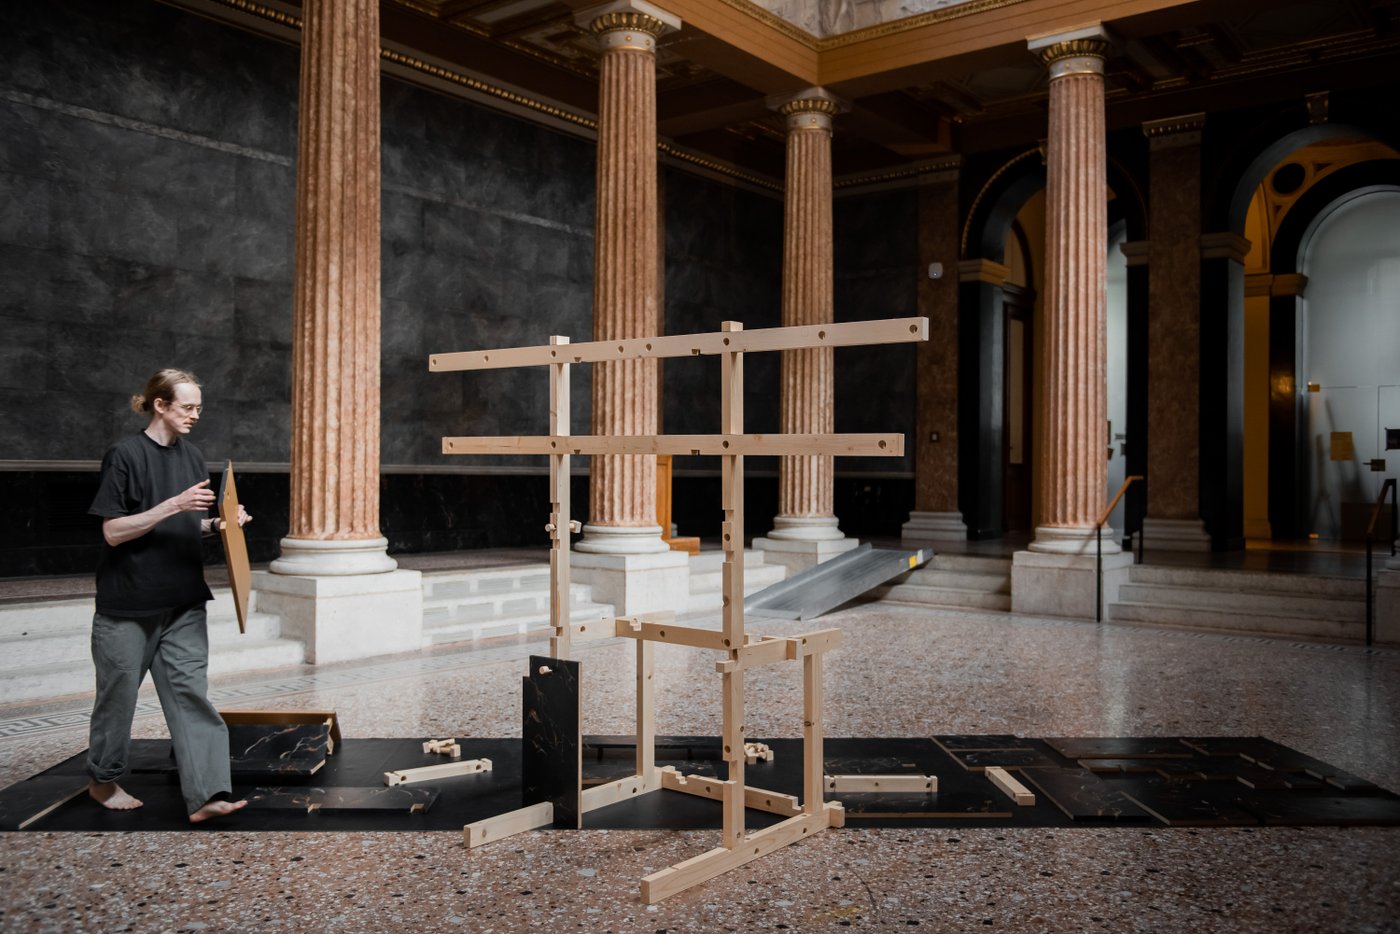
[271,0,393,576]
[771,89,844,543]
[1027,27,1117,556]
[574,1,678,556]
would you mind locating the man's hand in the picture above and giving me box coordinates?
[174,480,216,513]
[103,479,218,547]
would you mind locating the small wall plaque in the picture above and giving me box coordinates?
[1370,459,1387,472]
[1330,432,1355,461]
[1387,428,1399,450]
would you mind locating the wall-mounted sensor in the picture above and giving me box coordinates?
[928,262,943,279]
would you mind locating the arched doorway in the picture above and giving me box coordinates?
[1237,140,1400,541]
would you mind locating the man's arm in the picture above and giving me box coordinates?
[101,480,216,547]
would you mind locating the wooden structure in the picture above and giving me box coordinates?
[431,316,927,903]
[216,462,252,634]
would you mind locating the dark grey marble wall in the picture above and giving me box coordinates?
[834,188,919,475]
[0,0,920,567]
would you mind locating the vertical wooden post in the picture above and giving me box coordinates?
[802,651,824,812]
[550,335,572,660]
[720,320,745,848]
[636,638,655,780]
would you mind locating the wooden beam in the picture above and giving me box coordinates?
[640,805,844,904]
[986,766,1036,806]
[443,433,904,457]
[659,767,801,817]
[580,770,662,812]
[385,758,492,786]
[825,774,938,793]
[462,801,553,848]
[429,318,928,371]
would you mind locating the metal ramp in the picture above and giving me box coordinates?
[745,543,931,620]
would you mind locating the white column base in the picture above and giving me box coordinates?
[901,511,967,545]
[761,516,847,542]
[1141,517,1212,552]
[252,568,423,665]
[1011,550,1133,620]
[1028,525,1122,556]
[269,536,398,575]
[570,549,691,615]
[575,523,671,555]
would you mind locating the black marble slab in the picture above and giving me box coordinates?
[1045,737,1194,760]
[228,723,330,777]
[838,792,1012,820]
[1077,758,1169,775]
[522,654,581,828]
[1020,768,1151,821]
[0,775,89,830]
[950,749,1063,771]
[1178,736,1285,759]
[933,734,1034,753]
[1233,765,1299,791]
[245,786,437,813]
[1116,776,1261,827]
[1238,794,1400,827]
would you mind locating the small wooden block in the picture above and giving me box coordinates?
[824,774,937,794]
[384,757,492,786]
[743,742,774,764]
[422,739,461,757]
[986,766,1036,806]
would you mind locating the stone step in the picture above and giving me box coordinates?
[422,601,616,646]
[1115,582,1364,621]
[688,561,788,596]
[1107,601,1364,642]
[925,554,1014,574]
[421,586,598,621]
[0,611,284,670]
[1128,563,1365,598]
[687,550,782,574]
[872,583,1012,611]
[0,636,306,704]
[896,568,1010,593]
[420,566,555,600]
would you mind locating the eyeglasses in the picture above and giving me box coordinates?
[164,401,203,415]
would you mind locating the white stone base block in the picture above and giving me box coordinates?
[269,536,398,575]
[1142,517,1213,552]
[762,516,847,542]
[252,569,423,664]
[575,523,671,555]
[1376,568,1400,646]
[751,534,861,575]
[901,511,967,545]
[570,549,691,615]
[1028,525,1122,556]
[1011,550,1134,620]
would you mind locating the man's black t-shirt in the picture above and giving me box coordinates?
[89,432,214,617]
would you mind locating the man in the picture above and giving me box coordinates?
[86,368,249,823]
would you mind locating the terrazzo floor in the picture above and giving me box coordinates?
[2,600,1398,931]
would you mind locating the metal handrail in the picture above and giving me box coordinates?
[1365,478,1398,647]
[1097,475,1144,623]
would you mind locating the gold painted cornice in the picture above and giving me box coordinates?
[1142,112,1206,138]
[589,11,672,38]
[1036,37,1109,66]
[712,0,1032,51]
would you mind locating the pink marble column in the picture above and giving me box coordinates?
[770,90,846,544]
[271,0,393,576]
[1028,27,1116,555]
[1142,114,1212,550]
[575,1,679,556]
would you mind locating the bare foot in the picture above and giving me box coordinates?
[189,798,247,824]
[89,781,143,810]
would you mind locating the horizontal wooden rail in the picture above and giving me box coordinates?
[442,433,904,457]
[429,318,928,372]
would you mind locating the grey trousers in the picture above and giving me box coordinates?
[87,604,231,814]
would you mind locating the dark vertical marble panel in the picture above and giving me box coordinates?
[522,655,581,828]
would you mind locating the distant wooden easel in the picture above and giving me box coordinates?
[430,316,928,902]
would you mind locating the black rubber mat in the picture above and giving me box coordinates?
[4,735,1398,832]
